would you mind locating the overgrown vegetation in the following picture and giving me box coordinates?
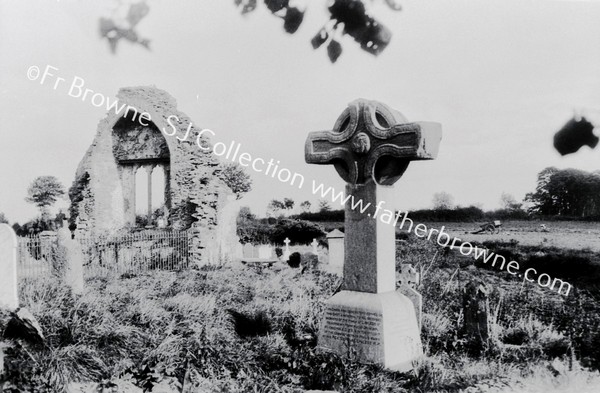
[237,213,325,245]
[67,172,90,228]
[2,236,600,391]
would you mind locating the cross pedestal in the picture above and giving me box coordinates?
[305,99,441,371]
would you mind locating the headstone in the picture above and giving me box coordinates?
[283,237,291,260]
[397,264,422,330]
[462,280,490,352]
[311,238,319,255]
[326,229,344,269]
[258,245,273,259]
[57,228,85,295]
[305,99,441,371]
[242,243,254,259]
[0,224,19,310]
[398,264,419,287]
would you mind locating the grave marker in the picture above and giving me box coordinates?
[258,245,273,259]
[397,264,422,330]
[326,229,344,269]
[462,280,490,352]
[283,237,291,260]
[58,227,84,295]
[311,238,319,255]
[0,224,19,310]
[305,99,441,371]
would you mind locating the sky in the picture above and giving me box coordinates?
[1,0,600,223]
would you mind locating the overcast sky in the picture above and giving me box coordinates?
[1,0,600,223]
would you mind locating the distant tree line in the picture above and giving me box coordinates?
[526,167,600,219]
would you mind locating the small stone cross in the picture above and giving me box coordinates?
[305,99,441,293]
[398,264,420,288]
[283,237,291,260]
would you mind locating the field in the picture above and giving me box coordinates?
[433,220,600,253]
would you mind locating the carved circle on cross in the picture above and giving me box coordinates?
[306,99,421,186]
[351,132,371,154]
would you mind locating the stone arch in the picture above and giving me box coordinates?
[112,110,171,227]
[70,86,241,264]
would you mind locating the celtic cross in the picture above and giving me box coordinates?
[305,99,441,293]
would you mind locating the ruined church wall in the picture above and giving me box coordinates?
[71,86,241,264]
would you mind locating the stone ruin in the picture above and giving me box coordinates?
[69,86,240,264]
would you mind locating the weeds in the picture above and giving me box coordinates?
[1,237,599,392]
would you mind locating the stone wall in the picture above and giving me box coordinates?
[70,86,240,265]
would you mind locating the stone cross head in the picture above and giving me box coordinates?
[305,99,441,185]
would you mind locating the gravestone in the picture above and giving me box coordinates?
[283,237,291,261]
[305,99,441,371]
[0,224,19,310]
[326,229,344,269]
[258,245,273,259]
[311,238,319,255]
[57,227,85,295]
[242,243,256,259]
[397,264,422,330]
[241,243,278,267]
[462,280,490,352]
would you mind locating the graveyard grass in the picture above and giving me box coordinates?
[3,235,600,392]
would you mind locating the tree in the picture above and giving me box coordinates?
[267,199,285,217]
[238,206,255,221]
[318,199,332,212]
[432,192,454,210]
[283,198,295,213]
[219,163,252,200]
[525,167,600,217]
[500,192,522,210]
[300,200,312,213]
[0,212,8,224]
[25,176,65,219]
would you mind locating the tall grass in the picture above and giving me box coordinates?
[1,236,599,392]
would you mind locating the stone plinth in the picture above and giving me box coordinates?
[319,290,423,372]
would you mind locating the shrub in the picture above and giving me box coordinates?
[293,209,344,222]
[301,253,319,270]
[272,219,325,245]
[227,309,272,338]
[288,252,301,268]
[237,217,325,245]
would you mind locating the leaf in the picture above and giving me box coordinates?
[327,40,342,63]
[235,0,258,14]
[127,2,150,27]
[328,0,368,35]
[311,28,329,49]
[265,0,289,13]
[283,7,304,34]
[99,17,116,37]
[385,0,403,11]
